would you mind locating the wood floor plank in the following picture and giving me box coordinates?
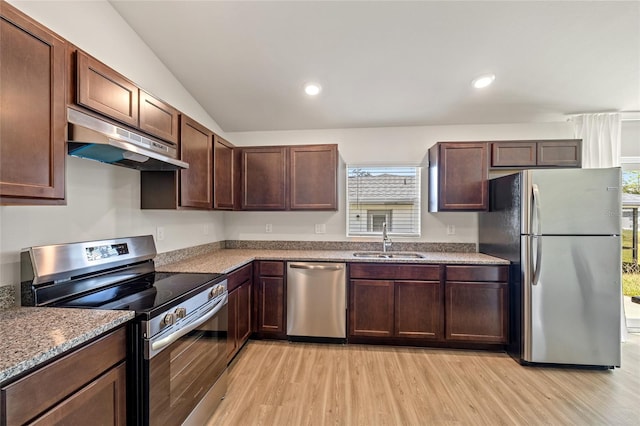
[208,334,640,425]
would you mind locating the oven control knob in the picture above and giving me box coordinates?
[175,307,187,319]
[162,313,175,326]
[209,286,221,298]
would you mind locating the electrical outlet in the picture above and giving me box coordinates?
[265,224,273,233]
[203,224,210,235]
[315,224,326,234]
[446,225,456,235]
[156,226,165,241]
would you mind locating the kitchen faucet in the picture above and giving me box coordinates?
[382,222,392,252]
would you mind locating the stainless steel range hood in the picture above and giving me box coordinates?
[67,108,188,171]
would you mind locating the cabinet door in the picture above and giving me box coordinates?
[491,142,537,167]
[241,147,287,210]
[213,135,235,210]
[237,281,252,344]
[76,51,138,127]
[180,115,212,209]
[289,144,338,210]
[349,280,394,338]
[395,281,443,340]
[537,140,581,167]
[226,288,239,361]
[436,142,488,211]
[257,276,285,334]
[1,3,66,202]
[445,281,508,343]
[30,363,127,426]
[139,90,179,144]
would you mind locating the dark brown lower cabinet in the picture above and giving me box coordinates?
[1,327,127,425]
[255,261,286,338]
[395,280,442,340]
[349,280,394,338]
[445,265,509,344]
[227,281,252,362]
[349,264,443,341]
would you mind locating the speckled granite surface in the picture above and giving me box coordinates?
[0,308,134,384]
[155,241,226,267]
[156,249,508,274]
[0,285,15,310]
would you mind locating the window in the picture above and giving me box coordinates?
[347,166,421,237]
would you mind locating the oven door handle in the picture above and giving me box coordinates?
[150,293,228,353]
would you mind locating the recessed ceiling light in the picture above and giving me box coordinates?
[472,74,496,89]
[304,83,322,96]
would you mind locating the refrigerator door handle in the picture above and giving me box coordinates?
[531,184,542,285]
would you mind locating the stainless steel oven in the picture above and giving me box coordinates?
[21,235,228,425]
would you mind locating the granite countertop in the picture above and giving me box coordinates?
[0,308,134,384]
[156,248,509,274]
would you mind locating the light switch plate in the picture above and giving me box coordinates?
[315,224,326,234]
[265,224,273,233]
[156,226,165,241]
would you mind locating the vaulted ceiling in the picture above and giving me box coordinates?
[110,1,640,132]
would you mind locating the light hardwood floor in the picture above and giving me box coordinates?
[208,334,640,425]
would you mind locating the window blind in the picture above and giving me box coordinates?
[346,166,421,237]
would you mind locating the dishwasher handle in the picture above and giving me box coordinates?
[288,263,344,271]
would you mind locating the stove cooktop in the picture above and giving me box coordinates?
[54,272,226,318]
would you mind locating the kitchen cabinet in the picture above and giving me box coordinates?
[428,142,488,212]
[491,140,581,168]
[74,50,180,144]
[289,145,338,210]
[240,144,338,211]
[227,263,253,362]
[213,135,235,210]
[180,115,213,209]
[254,261,286,338]
[1,327,127,425]
[241,147,288,210]
[349,264,443,341]
[141,116,224,210]
[445,265,509,344]
[1,1,66,205]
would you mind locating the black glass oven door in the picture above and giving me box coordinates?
[145,303,227,425]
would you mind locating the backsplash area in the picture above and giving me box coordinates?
[0,285,15,310]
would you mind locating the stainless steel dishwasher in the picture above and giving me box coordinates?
[286,262,346,339]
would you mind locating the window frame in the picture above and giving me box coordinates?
[346,165,422,238]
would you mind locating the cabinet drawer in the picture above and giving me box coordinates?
[446,265,508,282]
[227,263,253,291]
[2,327,126,425]
[349,263,440,281]
[258,261,284,277]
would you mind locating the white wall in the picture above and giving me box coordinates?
[0,1,226,289]
[225,122,574,242]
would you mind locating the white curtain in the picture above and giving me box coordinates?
[572,113,628,342]
[571,113,621,168]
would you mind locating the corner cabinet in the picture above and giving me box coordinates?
[1,327,127,425]
[349,264,443,341]
[240,144,338,211]
[1,1,66,204]
[491,139,581,168]
[445,265,509,344]
[428,142,488,212]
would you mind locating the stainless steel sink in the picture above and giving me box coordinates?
[352,251,425,259]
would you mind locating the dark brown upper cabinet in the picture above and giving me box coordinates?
[213,135,235,210]
[241,146,288,210]
[76,50,139,128]
[73,49,180,147]
[139,90,179,144]
[491,139,582,168]
[1,1,66,205]
[289,144,338,210]
[179,115,213,209]
[428,142,489,212]
[240,144,338,211]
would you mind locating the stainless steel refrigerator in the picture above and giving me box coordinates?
[479,168,621,368]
